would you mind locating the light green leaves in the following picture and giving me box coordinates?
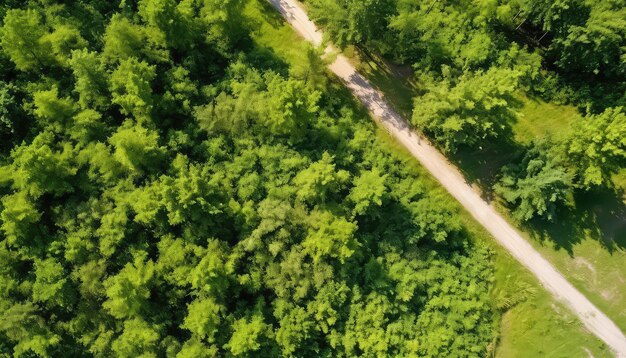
[0,9,56,71]
[294,152,350,204]
[224,314,270,355]
[304,210,358,263]
[413,67,521,152]
[109,122,165,174]
[103,256,155,319]
[495,144,574,221]
[110,58,156,121]
[348,168,387,216]
[9,132,77,198]
[567,107,626,188]
[69,49,109,109]
[111,318,161,358]
[182,297,223,341]
[0,191,41,246]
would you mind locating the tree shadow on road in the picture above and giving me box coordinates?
[447,136,524,202]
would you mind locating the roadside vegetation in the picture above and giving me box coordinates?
[0,0,562,356]
[375,121,610,357]
[0,0,618,356]
[252,2,612,354]
[304,0,626,335]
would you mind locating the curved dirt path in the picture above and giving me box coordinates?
[267,0,626,355]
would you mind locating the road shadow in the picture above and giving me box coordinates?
[345,72,410,133]
[448,135,626,255]
[448,137,524,202]
[255,0,290,29]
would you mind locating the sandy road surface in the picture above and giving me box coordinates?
[267,0,626,355]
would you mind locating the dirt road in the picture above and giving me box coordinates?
[267,0,626,355]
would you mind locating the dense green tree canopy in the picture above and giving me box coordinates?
[0,0,498,356]
[307,0,625,111]
[0,9,57,71]
[566,107,626,188]
[495,143,574,221]
[309,0,625,224]
[412,67,521,152]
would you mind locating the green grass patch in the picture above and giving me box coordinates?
[345,46,419,119]
[513,94,581,144]
[245,0,311,66]
[490,240,610,358]
[517,191,626,333]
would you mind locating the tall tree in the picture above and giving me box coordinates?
[138,0,195,51]
[198,0,247,53]
[566,107,626,188]
[103,13,168,63]
[109,58,156,121]
[413,67,521,152]
[348,168,387,216]
[9,132,77,198]
[108,121,165,174]
[308,0,396,52]
[0,9,57,71]
[69,49,109,109]
[494,143,574,221]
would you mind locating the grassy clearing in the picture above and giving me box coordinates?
[504,97,626,334]
[519,197,626,332]
[512,94,581,144]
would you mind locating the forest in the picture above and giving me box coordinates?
[303,0,626,353]
[0,0,505,356]
[305,0,626,222]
